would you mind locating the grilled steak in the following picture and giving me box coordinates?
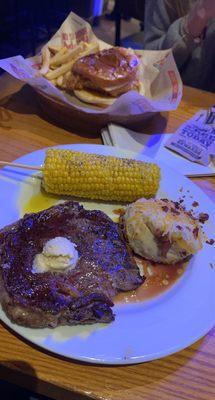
[0,201,143,328]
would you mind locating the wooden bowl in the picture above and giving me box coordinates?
[36,90,155,135]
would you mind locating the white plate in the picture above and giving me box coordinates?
[0,144,214,365]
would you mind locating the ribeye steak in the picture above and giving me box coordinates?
[0,201,143,328]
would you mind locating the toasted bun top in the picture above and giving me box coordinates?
[72,47,140,91]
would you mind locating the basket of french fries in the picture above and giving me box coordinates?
[0,12,182,133]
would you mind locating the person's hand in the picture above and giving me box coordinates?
[186,0,215,38]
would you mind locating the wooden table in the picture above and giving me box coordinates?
[0,73,214,400]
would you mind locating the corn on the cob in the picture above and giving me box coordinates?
[42,149,160,202]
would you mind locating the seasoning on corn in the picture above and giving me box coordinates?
[42,149,160,202]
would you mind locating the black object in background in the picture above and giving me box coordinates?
[113,0,145,46]
[0,0,96,62]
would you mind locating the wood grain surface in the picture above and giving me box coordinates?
[0,73,214,400]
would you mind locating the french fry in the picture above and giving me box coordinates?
[78,42,100,58]
[65,71,71,79]
[56,75,63,87]
[50,79,57,86]
[49,46,68,66]
[50,43,86,67]
[45,60,74,80]
[48,44,64,54]
[39,47,51,75]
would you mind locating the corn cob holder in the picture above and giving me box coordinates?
[0,149,160,202]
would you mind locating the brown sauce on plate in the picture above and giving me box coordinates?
[113,208,125,216]
[115,257,187,303]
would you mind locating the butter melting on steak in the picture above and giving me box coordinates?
[0,201,143,328]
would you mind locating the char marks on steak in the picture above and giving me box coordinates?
[0,201,143,328]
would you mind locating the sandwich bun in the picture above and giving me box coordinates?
[68,47,141,107]
[74,89,116,107]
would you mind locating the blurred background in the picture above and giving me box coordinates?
[0,0,145,63]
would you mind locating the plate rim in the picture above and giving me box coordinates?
[0,143,214,365]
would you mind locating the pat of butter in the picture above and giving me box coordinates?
[32,237,78,273]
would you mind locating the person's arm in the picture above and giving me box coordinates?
[144,0,214,68]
